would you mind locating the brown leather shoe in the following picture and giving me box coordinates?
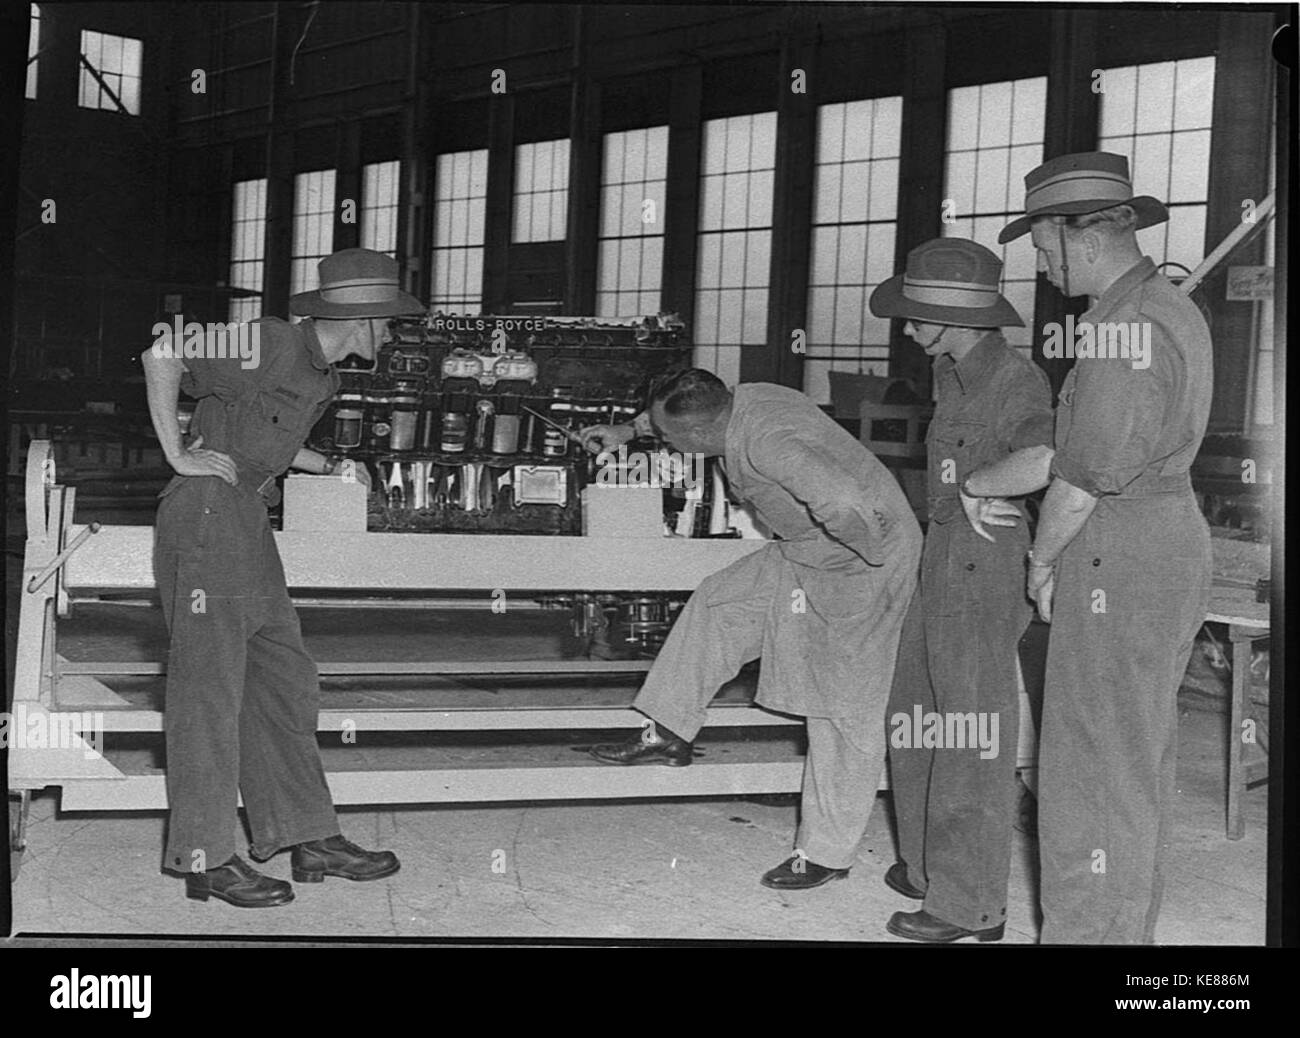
[588,725,695,766]
[760,855,849,890]
[291,834,400,883]
[184,855,295,908]
[886,909,1004,943]
[884,861,926,900]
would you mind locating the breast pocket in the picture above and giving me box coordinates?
[928,418,988,522]
[240,386,314,470]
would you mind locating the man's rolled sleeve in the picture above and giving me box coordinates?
[1049,357,1169,496]
[179,353,257,401]
[995,368,1055,452]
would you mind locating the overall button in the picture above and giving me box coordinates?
[1092,557,1101,566]
[957,439,965,447]
[965,562,976,571]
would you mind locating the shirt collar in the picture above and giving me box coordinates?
[936,329,1006,396]
[1083,257,1158,324]
[299,319,333,372]
[722,384,750,476]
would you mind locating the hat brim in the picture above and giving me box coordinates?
[868,274,1024,328]
[289,288,425,319]
[998,195,1169,244]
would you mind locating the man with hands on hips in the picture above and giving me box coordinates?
[142,248,415,907]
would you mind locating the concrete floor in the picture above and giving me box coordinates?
[6,500,1268,943]
[8,702,1267,942]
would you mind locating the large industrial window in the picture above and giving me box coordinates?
[695,111,776,386]
[597,125,668,318]
[229,179,267,323]
[805,96,902,404]
[290,170,337,295]
[431,149,488,313]
[360,160,400,258]
[26,5,39,100]
[942,76,1047,352]
[78,30,143,114]
[1097,56,1216,273]
[513,138,570,243]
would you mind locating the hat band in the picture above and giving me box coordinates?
[902,276,1001,309]
[1026,170,1133,212]
[319,277,400,304]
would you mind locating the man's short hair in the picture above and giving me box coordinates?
[1038,203,1139,238]
[649,368,732,418]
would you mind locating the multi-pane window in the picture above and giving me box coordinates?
[805,96,902,404]
[360,160,400,258]
[78,30,142,114]
[1098,57,1216,271]
[695,112,776,386]
[26,5,40,100]
[290,170,336,295]
[942,77,1047,351]
[430,149,488,313]
[597,126,668,317]
[512,139,570,243]
[229,179,267,323]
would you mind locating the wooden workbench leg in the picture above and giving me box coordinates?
[1226,631,1246,840]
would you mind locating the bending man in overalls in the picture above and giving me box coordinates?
[964,153,1213,943]
[579,371,922,890]
[142,249,418,907]
[870,238,1054,943]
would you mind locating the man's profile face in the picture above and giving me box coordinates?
[650,400,714,456]
[903,319,951,357]
[1031,220,1070,294]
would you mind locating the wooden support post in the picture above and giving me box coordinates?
[752,39,815,390]
[891,25,946,395]
[661,64,703,338]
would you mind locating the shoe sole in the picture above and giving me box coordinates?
[760,870,848,891]
[185,885,295,908]
[885,919,1004,943]
[587,750,692,767]
[292,861,402,883]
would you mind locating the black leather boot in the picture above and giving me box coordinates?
[290,834,401,883]
[886,909,1005,943]
[760,855,850,890]
[184,855,295,908]
[884,861,926,900]
[588,723,695,766]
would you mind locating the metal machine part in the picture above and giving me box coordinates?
[307,312,693,535]
[512,465,568,507]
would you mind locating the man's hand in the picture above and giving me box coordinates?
[168,435,238,486]
[578,423,635,454]
[1027,560,1055,623]
[959,489,1021,543]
